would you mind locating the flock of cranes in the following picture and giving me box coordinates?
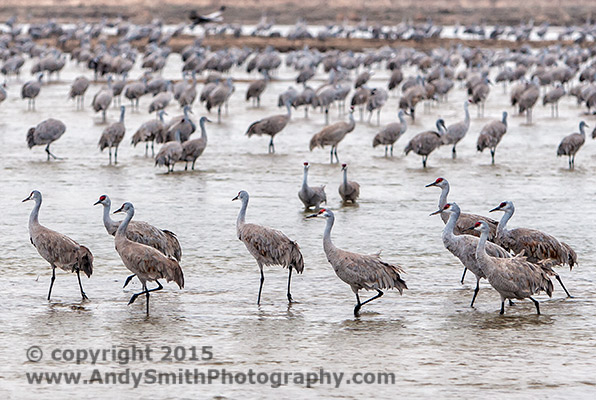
[5,14,591,317]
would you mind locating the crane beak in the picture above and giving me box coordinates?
[425,182,437,187]
[93,200,101,206]
[205,118,212,123]
[489,206,501,212]
[463,226,475,232]
[113,205,125,214]
[232,195,239,201]
[429,209,443,216]
[22,196,31,202]
[305,213,318,219]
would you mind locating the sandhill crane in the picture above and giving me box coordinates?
[246,100,291,153]
[0,84,6,106]
[338,163,360,203]
[388,69,403,93]
[23,190,93,301]
[92,77,113,123]
[246,73,268,107]
[161,105,196,143]
[350,86,370,121]
[278,86,298,108]
[543,84,565,117]
[442,101,470,159]
[189,5,226,27]
[131,110,167,157]
[469,77,490,117]
[293,85,315,118]
[309,106,355,163]
[69,76,89,110]
[367,87,388,125]
[22,73,43,110]
[307,208,406,316]
[113,202,184,315]
[373,109,407,156]
[148,83,172,114]
[298,162,327,209]
[489,200,576,298]
[518,79,540,124]
[312,85,337,125]
[404,118,446,168]
[155,130,183,172]
[99,105,126,164]
[233,190,304,304]
[124,78,146,111]
[431,203,511,306]
[206,78,234,123]
[557,121,588,169]
[471,221,553,315]
[355,70,372,88]
[26,118,66,161]
[94,195,182,271]
[181,116,209,170]
[477,111,508,165]
[399,79,425,121]
[200,80,219,104]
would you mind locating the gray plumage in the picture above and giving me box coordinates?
[94,195,182,261]
[246,78,267,107]
[473,221,554,315]
[124,79,146,110]
[338,163,360,203]
[246,101,291,153]
[477,111,508,165]
[21,73,43,110]
[292,85,315,118]
[543,84,565,117]
[442,101,470,159]
[26,118,66,161]
[355,70,371,88]
[373,109,407,156]
[24,190,93,301]
[113,202,184,315]
[366,87,388,125]
[99,106,126,164]
[131,110,166,157]
[233,190,304,304]
[298,162,327,209]
[92,79,113,123]
[206,78,234,123]
[404,119,445,168]
[557,121,587,169]
[518,80,540,124]
[181,116,209,170]
[431,202,510,307]
[309,107,355,163]
[308,208,406,316]
[148,90,172,114]
[159,105,196,143]
[155,130,182,172]
[69,76,89,110]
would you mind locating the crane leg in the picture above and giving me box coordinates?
[529,296,540,315]
[151,142,155,157]
[555,274,573,298]
[269,137,274,154]
[257,266,265,305]
[47,265,56,301]
[325,108,329,125]
[114,146,119,164]
[354,289,384,316]
[218,107,221,123]
[384,146,388,157]
[490,149,495,165]
[286,267,294,303]
[128,280,163,311]
[108,147,112,164]
[185,162,188,171]
[500,300,505,315]
[192,160,196,170]
[144,142,148,157]
[329,147,334,164]
[452,145,457,159]
[422,156,427,168]
[460,267,467,284]
[76,269,89,300]
[334,147,339,163]
[470,278,480,307]
[102,109,106,123]
[377,109,381,125]
[123,274,136,288]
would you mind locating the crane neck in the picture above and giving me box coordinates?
[116,208,134,238]
[579,123,586,136]
[302,167,309,189]
[497,208,513,236]
[323,214,335,253]
[398,112,407,131]
[174,130,181,142]
[199,118,208,141]
[28,196,42,228]
[342,168,348,188]
[119,107,125,123]
[475,228,490,264]
[443,208,459,241]
[438,183,450,209]
[236,196,248,229]
[463,103,470,126]
[285,101,292,117]
[101,201,118,234]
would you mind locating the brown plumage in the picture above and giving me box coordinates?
[181,116,209,170]
[159,105,196,143]
[246,78,267,107]
[473,221,554,315]
[543,85,565,117]
[92,80,113,123]
[155,130,183,173]
[26,118,66,161]
[98,106,126,164]
[518,80,540,124]
[373,109,407,157]
[308,208,406,316]
[404,119,445,168]
[350,87,370,121]
[69,76,89,109]
[557,121,588,169]
[113,202,184,315]
[94,194,182,262]
[246,102,291,153]
[490,200,576,298]
[24,190,93,301]
[309,106,355,163]
[338,163,360,203]
[476,111,508,165]
[233,191,304,304]
[131,110,167,157]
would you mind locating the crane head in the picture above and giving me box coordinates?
[425,177,446,188]
[466,221,489,234]
[113,202,134,215]
[430,203,451,216]
[94,194,109,206]
[341,163,347,170]
[22,190,41,203]
[232,190,248,202]
[489,201,513,213]
[306,208,332,219]
[303,162,309,169]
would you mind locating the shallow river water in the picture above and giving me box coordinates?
[0,48,595,399]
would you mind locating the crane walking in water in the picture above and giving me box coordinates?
[557,121,588,169]
[23,190,93,301]
[298,162,327,210]
[307,208,406,316]
[113,202,184,315]
[309,106,355,163]
[470,221,554,315]
[26,118,66,161]
[338,163,360,203]
[489,200,576,297]
[233,191,304,305]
